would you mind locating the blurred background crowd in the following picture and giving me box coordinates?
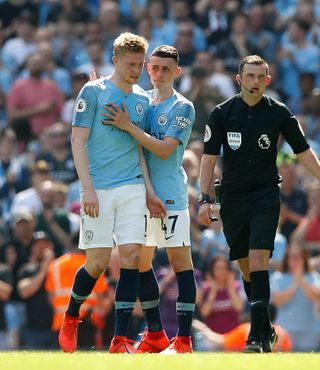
[0,0,320,352]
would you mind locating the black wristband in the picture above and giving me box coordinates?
[197,193,212,206]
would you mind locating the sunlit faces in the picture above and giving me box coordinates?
[113,52,146,85]
[147,56,181,89]
[236,63,271,96]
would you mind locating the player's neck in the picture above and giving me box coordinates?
[240,92,263,107]
[152,86,174,103]
[109,74,133,94]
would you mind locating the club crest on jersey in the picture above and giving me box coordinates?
[204,125,212,143]
[85,230,94,241]
[158,114,168,126]
[135,103,144,116]
[227,132,242,150]
[76,98,86,112]
[258,134,271,149]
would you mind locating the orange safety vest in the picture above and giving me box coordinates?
[45,253,109,331]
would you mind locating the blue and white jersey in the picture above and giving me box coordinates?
[145,90,195,211]
[73,77,149,190]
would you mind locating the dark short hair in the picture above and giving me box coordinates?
[151,45,179,64]
[238,55,269,76]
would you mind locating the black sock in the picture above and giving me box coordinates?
[67,265,98,317]
[176,270,196,337]
[248,270,270,342]
[138,269,163,332]
[242,277,251,303]
[264,305,273,336]
[114,268,138,336]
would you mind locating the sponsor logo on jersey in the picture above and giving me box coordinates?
[135,102,144,116]
[227,132,242,150]
[204,125,212,143]
[173,116,191,128]
[258,134,271,149]
[75,98,87,112]
[158,113,168,126]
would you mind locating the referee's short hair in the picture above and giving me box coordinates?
[238,55,269,76]
[151,45,180,65]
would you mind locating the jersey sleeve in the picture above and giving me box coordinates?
[164,102,195,146]
[204,106,224,155]
[72,83,98,129]
[280,107,310,154]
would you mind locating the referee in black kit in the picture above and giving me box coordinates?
[198,55,320,353]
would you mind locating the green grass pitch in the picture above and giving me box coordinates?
[1,352,319,370]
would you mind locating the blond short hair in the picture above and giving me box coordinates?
[113,32,148,57]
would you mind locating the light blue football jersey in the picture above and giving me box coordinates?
[145,90,195,210]
[72,78,149,190]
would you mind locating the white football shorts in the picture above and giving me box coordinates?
[79,184,146,249]
[146,209,191,248]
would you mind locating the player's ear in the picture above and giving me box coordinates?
[175,66,182,77]
[112,55,118,65]
[146,62,151,74]
[235,74,241,86]
[265,75,272,86]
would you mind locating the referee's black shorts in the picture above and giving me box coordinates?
[220,184,280,261]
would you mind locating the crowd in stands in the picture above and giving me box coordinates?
[0,0,320,352]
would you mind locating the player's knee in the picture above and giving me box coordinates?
[120,250,140,269]
[85,261,106,278]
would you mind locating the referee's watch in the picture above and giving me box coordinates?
[197,193,213,206]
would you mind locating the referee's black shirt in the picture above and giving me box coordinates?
[204,95,310,193]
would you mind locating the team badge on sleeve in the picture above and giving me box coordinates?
[76,99,87,112]
[227,132,242,150]
[204,125,212,142]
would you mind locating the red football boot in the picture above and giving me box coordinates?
[160,336,193,354]
[109,336,142,354]
[58,313,80,353]
[135,328,170,353]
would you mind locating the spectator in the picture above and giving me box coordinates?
[75,40,114,78]
[199,218,229,269]
[1,12,37,73]
[11,160,51,217]
[0,128,30,222]
[198,255,244,334]
[7,52,65,151]
[35,180,71,257]
[45,235,110,350]
[0,206,35,349]
[36,41,72,98]
[278,18,320,100]
[184,66,224,137]
[195,0,232,49]
[61,72,88,125]
[192,303,292,352]
[291,182,320,256]
[17,231,55,349]
[179,51,236,100]
[0,263,12,350]
[37,123,77,185]
[278,160,308,241]
[270,243,320,351]
[215,12,261,74]
[174,21,197,67]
